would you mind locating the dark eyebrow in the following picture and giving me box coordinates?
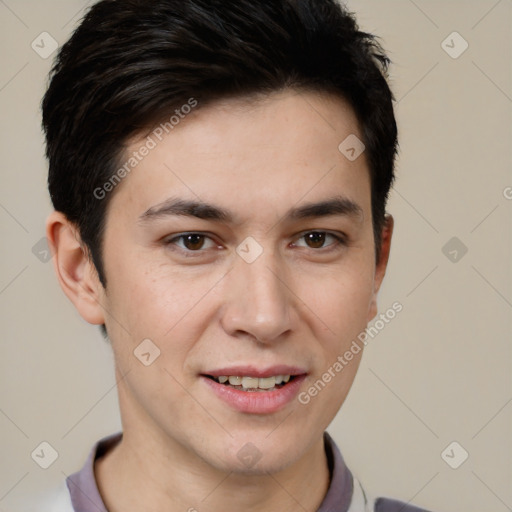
[138,196,363,224]
[139,198,233,223]
[287,196,363,222]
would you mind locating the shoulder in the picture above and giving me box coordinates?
[349,477,435,512]
[325,432,436,512]
[374,496,434,512]
[32,433,121,512]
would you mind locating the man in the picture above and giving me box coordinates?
[42,0,433,510]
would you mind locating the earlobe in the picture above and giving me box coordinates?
[367,214,394,322]
[46,211,106,325]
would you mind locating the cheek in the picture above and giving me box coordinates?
[105,253,186,326]
[102,253,226,363]
[295,257,375,341]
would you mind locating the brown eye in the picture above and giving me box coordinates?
[293,231,345,250]
[181,234,206,250]
[165,233,217,253]
[304,232,327,249]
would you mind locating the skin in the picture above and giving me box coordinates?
[47,89,393,512]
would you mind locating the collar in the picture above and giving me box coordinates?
[66,431,363,512]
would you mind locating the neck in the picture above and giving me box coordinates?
[95,424,330,512]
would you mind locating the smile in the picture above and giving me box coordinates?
[206,374,294,391]
[201,371,307,414]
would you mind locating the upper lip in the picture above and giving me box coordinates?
[203,365,308,378]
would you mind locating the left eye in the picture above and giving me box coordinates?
[293,231,344,249]
[167,233,217,251]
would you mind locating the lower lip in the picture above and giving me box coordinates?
[201,375,307,414]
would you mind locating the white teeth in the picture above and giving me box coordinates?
[216,375,291,390]
[258,376,276,389]
[241,377,259,389]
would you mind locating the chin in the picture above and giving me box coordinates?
[210,433,306,475]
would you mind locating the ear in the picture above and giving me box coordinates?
[367,214,394,322]
[46,211,106,325]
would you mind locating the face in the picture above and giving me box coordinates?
[94,89,390,474]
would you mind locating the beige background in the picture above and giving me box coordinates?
[0,1,510,511]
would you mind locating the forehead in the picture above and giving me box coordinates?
[108,89,371,223]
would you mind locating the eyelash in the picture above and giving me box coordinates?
[163,231,347,257]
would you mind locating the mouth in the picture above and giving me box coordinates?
[200,366,308,413]
[202,374,298,392]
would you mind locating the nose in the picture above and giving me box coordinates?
[220,251,296,345]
